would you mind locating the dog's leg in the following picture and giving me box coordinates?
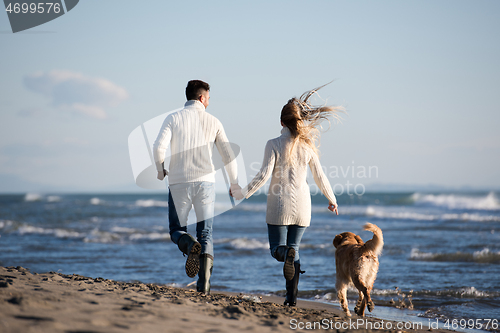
[336,284,351,317]
[357,298,367,316]
[353,277,369,316]
[354,289,366,316]
[355,280,374,313]
[354,290,364,315]
[366,286,375,312]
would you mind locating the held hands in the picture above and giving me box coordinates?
[229,184,244,200]
[157,169,167,181]
[328,202,339,215]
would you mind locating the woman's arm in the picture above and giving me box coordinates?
[309,152,338,214]
[240,140,276,199]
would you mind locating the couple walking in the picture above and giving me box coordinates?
[153,80,341,306]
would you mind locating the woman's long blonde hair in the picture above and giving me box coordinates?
[280,82,344,162]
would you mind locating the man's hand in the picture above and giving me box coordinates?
[328,202,339,215]
[230,184,244,200]
[157,169,167,181]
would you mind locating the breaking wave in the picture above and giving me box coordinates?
[83,228,121,243]
[411,192,500,210]
[128,232,170,241]
[90,197,103,205]
[372,287,498,298]
[17,225,85,238]
[0,220,14,229]
[363,206,500,222]
[410,248,500,264]
[216,237,269,250]
[134,199,168,208]
[23,194,62,203]
[46,195,61,202]
[305,286,499,300]
[24,193,43,202]
[11,224,170,244]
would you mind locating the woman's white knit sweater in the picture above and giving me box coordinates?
[241,127,337,227]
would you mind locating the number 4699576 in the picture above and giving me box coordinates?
[444,319,498,330]
[6,2,61,14]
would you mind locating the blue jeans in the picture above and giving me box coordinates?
[168,182,215,257]
[268,224,307,263]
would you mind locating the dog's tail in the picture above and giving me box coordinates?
[362,223,384,256]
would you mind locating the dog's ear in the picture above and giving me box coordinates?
[333,234,343,248]
[355,235,364,245]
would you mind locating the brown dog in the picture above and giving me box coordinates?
[333,223,383,317]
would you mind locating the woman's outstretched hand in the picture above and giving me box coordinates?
[328,202,339,215]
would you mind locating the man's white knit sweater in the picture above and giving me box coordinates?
[241,127,336,227]
[153,100,238,185]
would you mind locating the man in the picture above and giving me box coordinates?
[153,80,240,294]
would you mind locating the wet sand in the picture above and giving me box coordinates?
[0,266,452,333]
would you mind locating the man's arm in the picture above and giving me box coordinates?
[214,124,238,186]
[153,116,172,181]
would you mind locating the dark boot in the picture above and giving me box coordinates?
[283,247,296,281]
[284,262,303,306]
[274,246,295,281]
[197,254,213,295]
[177,233,201,278]
[274,245,288,261]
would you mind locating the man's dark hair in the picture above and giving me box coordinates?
[185,80,210,101]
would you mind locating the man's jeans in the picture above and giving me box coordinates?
[268,224,307,263]
[168,182,215,257]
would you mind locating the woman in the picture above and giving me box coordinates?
[232,84,342,306]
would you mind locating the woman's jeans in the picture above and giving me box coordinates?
[268,224,307,263]
[168,182,215,257]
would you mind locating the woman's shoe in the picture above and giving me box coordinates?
[283,247,296,281]
[284,262,303,306]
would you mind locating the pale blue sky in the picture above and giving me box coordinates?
[1,0,499,193]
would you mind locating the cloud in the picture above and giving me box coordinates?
[0,137,90,158]
[64,103,108,119]
[23,70,129,119]
[16,107,44,117]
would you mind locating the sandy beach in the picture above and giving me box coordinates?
[0,266,457,333]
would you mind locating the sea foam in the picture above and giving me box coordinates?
[411,192,500,210]
[411,248,500,264]
[129,232,170,241]
[17,225,84,238]
[90,197,102,205]
[24,193,43,202]
[215,237,269,250]
[0,220,14,229]
[47,195,61,202]
[134,199,168,208]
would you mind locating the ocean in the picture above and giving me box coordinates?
[0,191,499,330]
